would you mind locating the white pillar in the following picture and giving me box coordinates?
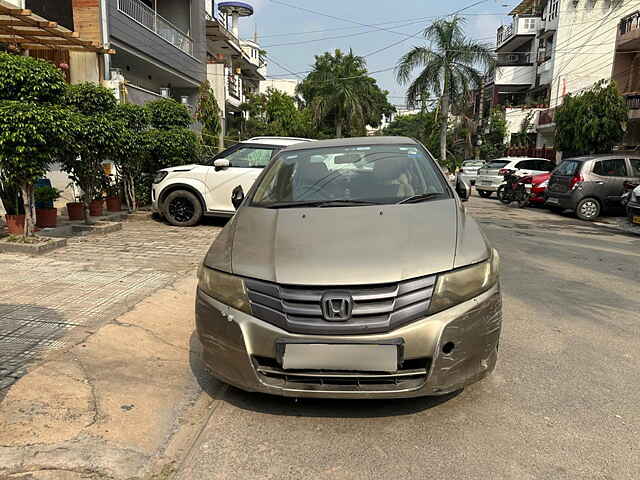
[231,14,239,37]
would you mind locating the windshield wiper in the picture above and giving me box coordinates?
[261,199,381,209]
[396,193,445,204]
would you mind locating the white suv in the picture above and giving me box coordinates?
[476,157,555,198]
[152,137,313,226]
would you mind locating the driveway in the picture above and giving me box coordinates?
[175,193,640,480]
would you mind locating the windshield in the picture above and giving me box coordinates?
[250,144,450,207]
[555,160,580,176]
[463,161,484,167]
[484,160,510,169]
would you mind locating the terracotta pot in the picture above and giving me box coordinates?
[106,196,122,212]
[89,199,104,217]
[35,208,57,228]
[5,214,25,235]
[66,202,84,221]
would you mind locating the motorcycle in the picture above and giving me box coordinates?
[497,169,531,208]
[621,180,639,208]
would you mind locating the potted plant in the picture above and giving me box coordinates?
[0,175,25,235]
[66,195,84,221]
[89,193,104,217]
[34,185,61,228]
[105,180,122,212]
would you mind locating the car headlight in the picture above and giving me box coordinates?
[153,171,169,184]
[428,249,500,314]
[198,265,251,313]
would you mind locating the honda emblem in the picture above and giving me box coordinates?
[321,293,353,321]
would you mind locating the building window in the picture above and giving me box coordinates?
[523,18,536,30]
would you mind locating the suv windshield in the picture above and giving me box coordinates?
[251,144,450,207]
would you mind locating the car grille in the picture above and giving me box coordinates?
[253,356,429,391]
[244,275,436,335]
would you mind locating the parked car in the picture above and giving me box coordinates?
[152,136,314,226]
[523,172,551,205]
[196,136,502,399]
[626,184,640,225]
[476,157,554,198]
[458,160,485,185]
[546,155,640,221]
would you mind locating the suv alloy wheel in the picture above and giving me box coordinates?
[576,197,601,221]
[164,190,203,227]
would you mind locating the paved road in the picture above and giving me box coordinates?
[0,214,221,391]
[178,194,640,480]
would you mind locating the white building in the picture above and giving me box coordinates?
[482,0,640,152]
[259,78,300,97]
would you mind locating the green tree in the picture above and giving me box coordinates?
[0,51,67,102]
[146,98,192,129]
[194,80,222,154]
[480,108,508,159]
[396,16,494,172]
[65,82,118,115]
[298,49,394,138]
[0,53,70,237]
[110,103,151,211]
[555,80,628,156]
[382,111,439,154]
[240,88,313,139]
[0,102,74,235]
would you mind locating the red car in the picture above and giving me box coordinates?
[521,172,551,204]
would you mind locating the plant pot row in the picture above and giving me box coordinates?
[4,197,123,234]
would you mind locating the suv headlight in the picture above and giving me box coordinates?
[153,171,169,184]
[428,249,500,314]
[198,265,251,313]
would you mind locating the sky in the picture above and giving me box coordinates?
[232,0,513,108]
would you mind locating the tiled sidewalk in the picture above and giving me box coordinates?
[0,216,222,390]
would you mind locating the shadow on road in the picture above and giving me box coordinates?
[151,211,230,228]
[189,332,461,418]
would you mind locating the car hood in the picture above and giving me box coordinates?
[204,199,490,286]
[161,164,201,172]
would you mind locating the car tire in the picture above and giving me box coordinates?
[163,190,203,227]
[497,185,509,204]
[478,190,492,198]
[575,197,601,221]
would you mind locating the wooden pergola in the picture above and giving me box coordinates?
[0,1,114,54]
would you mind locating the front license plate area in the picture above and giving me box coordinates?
[282,343,398,372]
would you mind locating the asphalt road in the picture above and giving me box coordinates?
[177,194,640,480]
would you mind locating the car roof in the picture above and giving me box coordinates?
[561,154,640,162]
[281,136,417,152]
[243,136,314,146]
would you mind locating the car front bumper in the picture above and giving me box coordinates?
[195,284,502,399]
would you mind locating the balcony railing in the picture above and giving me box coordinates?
[117,0,193,56]
[227,73,240,100]
[496,24,514,46]
[497,52,532,66]
[625,93,640,109]
[620,11,640,35]
[538,107,556,126]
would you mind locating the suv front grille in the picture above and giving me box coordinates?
[244,275,436,335]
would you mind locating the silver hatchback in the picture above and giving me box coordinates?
[196,137,502,398]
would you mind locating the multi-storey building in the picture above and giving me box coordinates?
[478,0,640,155]
[613,10,640,147]
[204,1,266,142]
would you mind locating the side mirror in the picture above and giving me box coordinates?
[214,158,230,171]
[456,177,470,202]
[231,185,245,210]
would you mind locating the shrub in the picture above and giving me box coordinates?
[145,98,191,129]
[0,52,66,103]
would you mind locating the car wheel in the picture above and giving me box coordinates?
[164,190,203,227]
[478,190,492,198]
[575,197,601,221]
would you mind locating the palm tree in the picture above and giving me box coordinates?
[298,50,380,138]
[396,16,494,171]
